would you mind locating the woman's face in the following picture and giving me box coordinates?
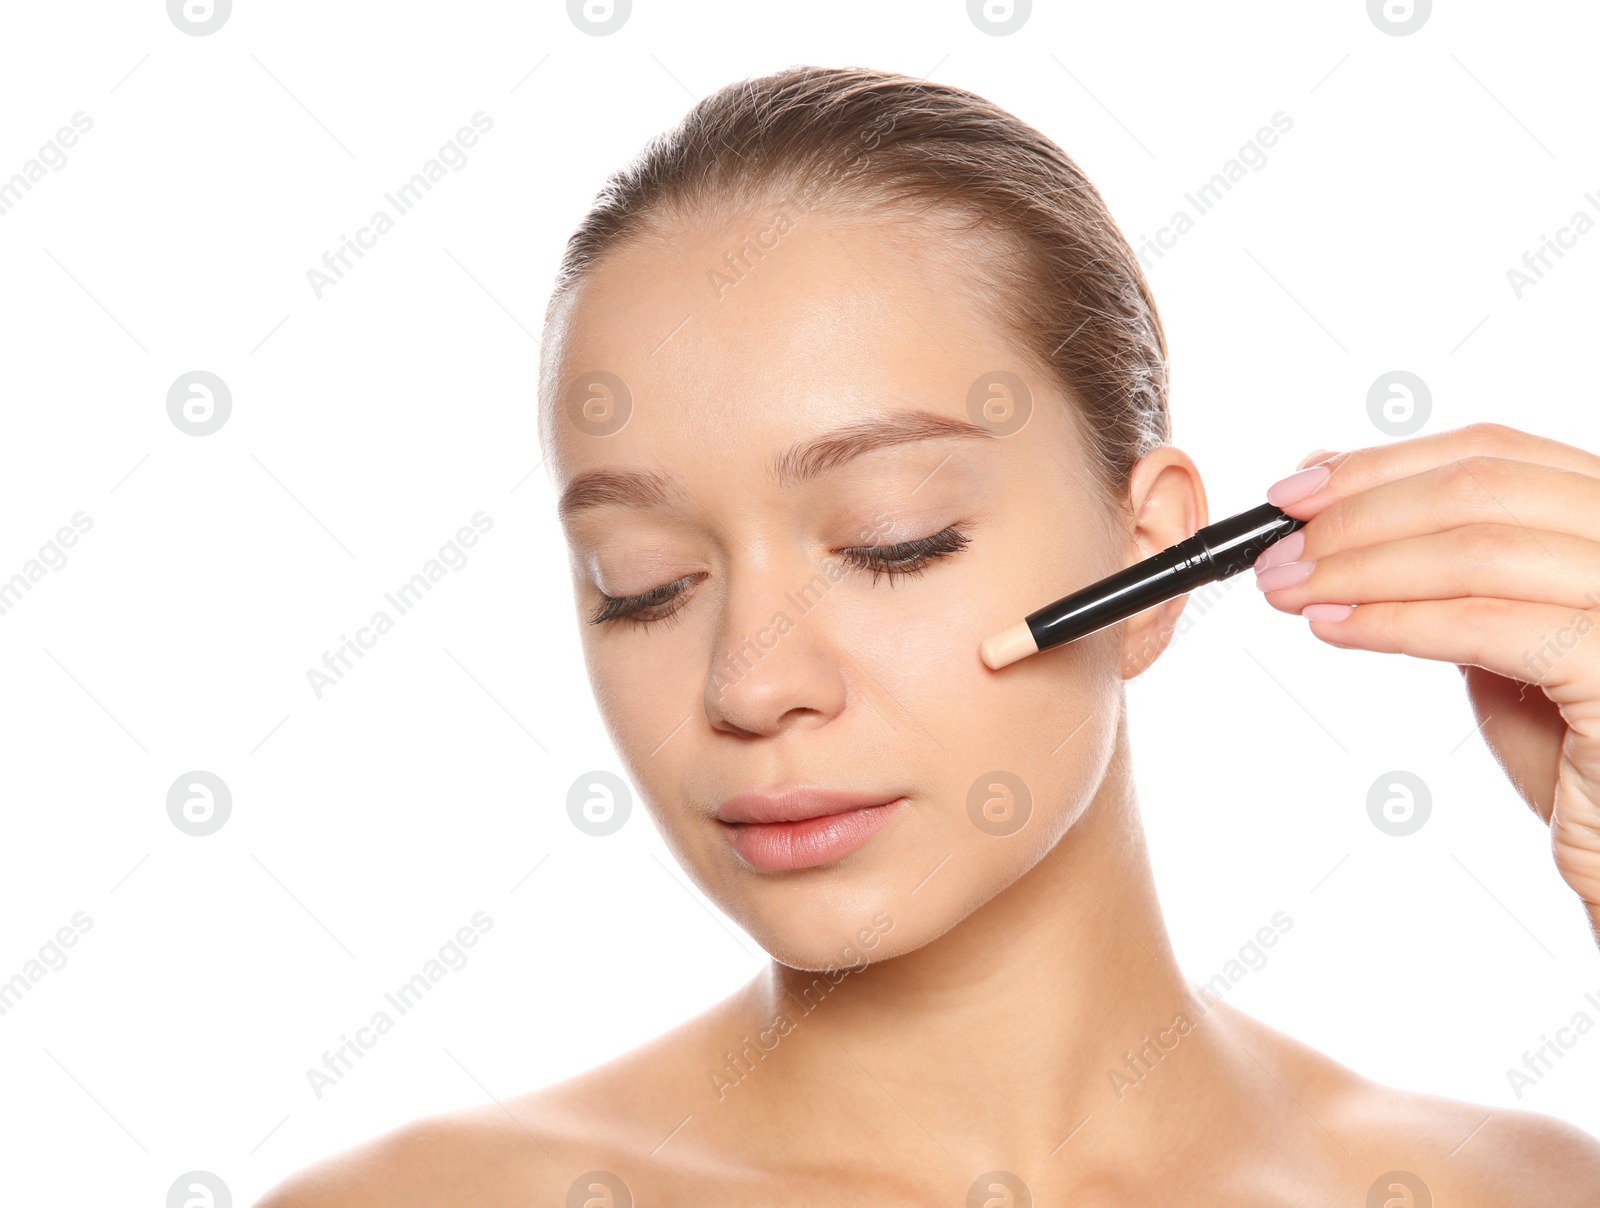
[547,203,1133,970]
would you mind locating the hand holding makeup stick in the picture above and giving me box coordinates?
[1253,424,1600,943]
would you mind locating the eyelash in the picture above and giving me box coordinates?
[587,525,972,630]
[849,525,972,588]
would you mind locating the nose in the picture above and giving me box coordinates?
[704,558,849,738]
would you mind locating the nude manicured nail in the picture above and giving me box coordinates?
[1301,603,1355,622]
[1253,529,1305,573]
[1265,463,1331,507]
[1295,448,1341,470]
[1255,560,1315,592]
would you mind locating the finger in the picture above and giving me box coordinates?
[1257,523,1600,614]
[1461,663,1565,824]
[1275,455,1600,558]
[1299,596,1600,704]
[1266,422,1600,519]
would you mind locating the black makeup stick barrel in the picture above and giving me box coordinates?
[980,502,1307,669]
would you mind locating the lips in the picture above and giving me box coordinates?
[715,788,907,872]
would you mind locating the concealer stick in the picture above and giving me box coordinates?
[979,502,1306,670]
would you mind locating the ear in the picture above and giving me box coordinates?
[1117,446,1207,680]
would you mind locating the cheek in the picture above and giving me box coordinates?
[583,630,705,793]
[985,630,1122,826]
[840,580,1120,832]
[869,629,1121,959]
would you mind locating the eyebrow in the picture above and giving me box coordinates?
[557,408,996,521]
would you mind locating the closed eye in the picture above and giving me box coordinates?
[587,573,704,629]
[588,524,972,630]
[839,524,971,587]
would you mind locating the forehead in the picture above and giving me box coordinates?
[542,205,1047,497]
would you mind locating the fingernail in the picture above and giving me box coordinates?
[1253,529,1305,573]
[1295,448,1341,470]
[1255,560,1316,592]
[1266,463,1331,507]
[1301,603,1355,622]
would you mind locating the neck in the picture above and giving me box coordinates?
[741,711,1244,1166]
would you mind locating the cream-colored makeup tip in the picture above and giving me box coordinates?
[979,621,1038,671]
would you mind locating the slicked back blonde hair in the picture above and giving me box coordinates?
[542,64,1170,506]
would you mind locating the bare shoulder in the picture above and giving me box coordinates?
[255,991,747,1207]
[252,1082,665,1208]
[1216,1003,1600,1206]
[252,1103,556,1208]
[1329,1078,1600,1207]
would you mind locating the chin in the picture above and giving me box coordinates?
[714,836,1017,974]
[748,902,910,974]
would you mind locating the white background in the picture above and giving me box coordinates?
[2,1,1598,1203]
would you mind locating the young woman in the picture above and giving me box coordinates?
[261,65,1600,1205]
